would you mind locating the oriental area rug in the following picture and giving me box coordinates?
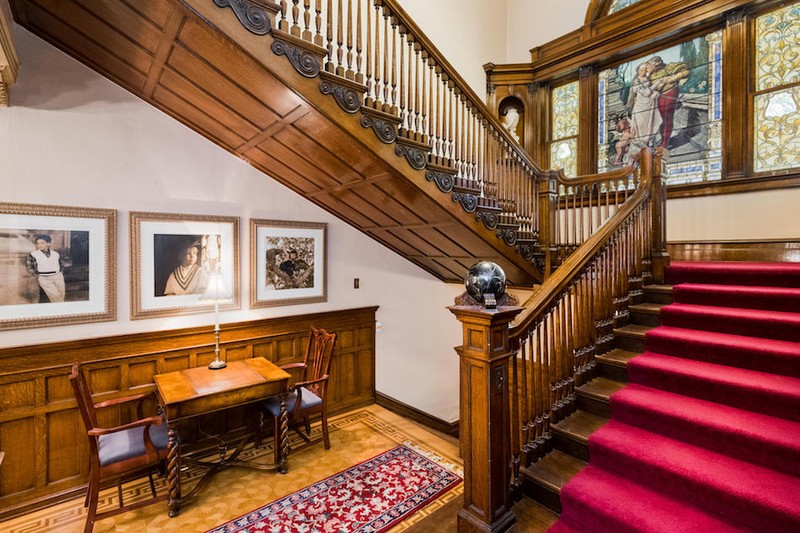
[205,444,461,533]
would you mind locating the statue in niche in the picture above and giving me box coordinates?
[501,106,522,143]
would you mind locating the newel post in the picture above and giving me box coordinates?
[647,150,670,283]
[449,305,524,533]
[538,173,558,278]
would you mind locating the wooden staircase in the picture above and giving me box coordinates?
[519,284,673,515]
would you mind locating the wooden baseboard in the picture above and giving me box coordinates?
[375,392,459,437]
[667,239,800,263]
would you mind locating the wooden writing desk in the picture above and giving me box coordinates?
[154,357,290,517]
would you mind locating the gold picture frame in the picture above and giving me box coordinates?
[130,211,240,320]
[0,202,117,331]
[250,219,327,308]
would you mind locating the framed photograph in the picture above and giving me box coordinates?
[0,203,116,331]
[250,219,327,308]
[130,212,240,319]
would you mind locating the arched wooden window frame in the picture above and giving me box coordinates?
[485,0,800,198]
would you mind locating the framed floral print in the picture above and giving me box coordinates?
[130,211,239,319]
[250,219,327,308]
[0,202,116,330]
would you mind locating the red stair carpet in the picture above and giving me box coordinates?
[550,261,800,533]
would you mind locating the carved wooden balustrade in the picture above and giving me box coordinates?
[216,0,543,262]
[450,148,668,532]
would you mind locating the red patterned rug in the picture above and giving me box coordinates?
[207,444,461,533]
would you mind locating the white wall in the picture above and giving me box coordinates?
[667,189,800,241]
[396,0,508,99]
[0,27,465,422]
[506,0,589,63]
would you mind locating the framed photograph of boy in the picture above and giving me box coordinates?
[130,212,240,320]
[250,219,327,308]
[0,202,117,331]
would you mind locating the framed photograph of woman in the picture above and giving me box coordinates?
[250,219,327,308]
[130,212,240,319]
[0,202,117,331]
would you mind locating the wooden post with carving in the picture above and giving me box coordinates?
[647,150,669,283]
[449,304,523,533]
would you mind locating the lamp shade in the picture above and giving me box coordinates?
[200,271,232,303]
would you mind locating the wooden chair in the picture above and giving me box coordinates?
[69,363,169,533]
[257,327,337,464]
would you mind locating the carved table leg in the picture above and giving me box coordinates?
[279,393,289,474]
[166,424,182,517]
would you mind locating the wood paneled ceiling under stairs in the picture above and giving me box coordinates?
[10,0,541,285]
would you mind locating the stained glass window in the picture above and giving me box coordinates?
[608,0,644,15]
[754,3,800,173]
[550,81,579,177]
[597,31,723,185]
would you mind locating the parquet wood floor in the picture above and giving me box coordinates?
[0,405,465,532]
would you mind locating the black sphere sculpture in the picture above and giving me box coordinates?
[465,261,507,309]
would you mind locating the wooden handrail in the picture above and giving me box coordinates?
[516,153,653,325]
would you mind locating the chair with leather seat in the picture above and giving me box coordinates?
[69,363,169,533]
[257,327,337,464]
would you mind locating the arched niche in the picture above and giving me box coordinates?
[498,96,524,146]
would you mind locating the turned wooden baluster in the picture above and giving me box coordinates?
[302,0,312,41]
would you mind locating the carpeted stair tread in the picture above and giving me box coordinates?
[659,302,800,342]
[628,352,800,421]
[555,465,747,533]
[673,283,800,312]
[610,383,800,476]
[589,420,800,531]
[665,261,800,287]
[646,325,800,377]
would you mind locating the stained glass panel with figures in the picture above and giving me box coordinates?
[608,0,644,15]
[597,31,723,185]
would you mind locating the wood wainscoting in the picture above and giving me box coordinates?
[0,307,377,518]
[668,240,800,263]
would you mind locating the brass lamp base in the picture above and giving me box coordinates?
[208,358,227,370]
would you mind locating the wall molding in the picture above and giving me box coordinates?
[376,392,459,437]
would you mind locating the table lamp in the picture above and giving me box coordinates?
[200,269,232,370]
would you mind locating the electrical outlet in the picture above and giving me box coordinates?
[354,278,360,289]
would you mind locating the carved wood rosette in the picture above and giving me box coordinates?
[359,106,401,144]
[425,163,456,193]
[395,136,431,171]
[319,71,366,114]
[496,223,518,246]
[452,192,478,213]
[213,0,279,35]
[270,31,328,79]
[515,239,538,262]
[476,210,498,230]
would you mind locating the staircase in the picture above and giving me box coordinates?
[530,261,800,532]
